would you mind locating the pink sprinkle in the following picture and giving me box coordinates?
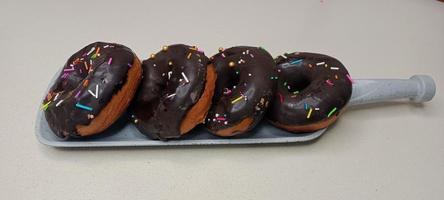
[278,93,284,103]
[127,63,132,68]
[346,74,354,84]
[221,53,226,58]
[326,79,334,86]
[216,117,226,121]
[108,58,113,65]
[63,67,75,72]
[74,90,81,99]
[61,73,69,79]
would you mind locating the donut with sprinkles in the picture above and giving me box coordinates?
[42,42,142,139]
[205,46,277,137]
[131,44,217,140]
[267,52,353,133]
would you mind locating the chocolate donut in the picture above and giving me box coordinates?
[42,42,142,139]
[267,52,353,132]
[205,46,277,137]
[131,44,216,140]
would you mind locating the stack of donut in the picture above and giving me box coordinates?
[42,42,352,140]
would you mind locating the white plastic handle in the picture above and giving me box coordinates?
[349,75,436,106]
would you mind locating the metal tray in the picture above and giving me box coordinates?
[35,73,435,147]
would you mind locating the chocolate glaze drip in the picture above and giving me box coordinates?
[267,52,352,128]
[205,46,277,135]
[42,42,135,139]
[131,44,209,140]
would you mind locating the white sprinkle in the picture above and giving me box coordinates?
[221,53,226,58]
[316,62,325,66]
[246,50,249,54]
[215,113,219,117]
[281,54,287,59]
[224,121,228,125]
[87,47,95,55]
[250,54,254,58]
[315,108,320,111]
[330,67,339,70]
[242,51,246,55]
[168,71,172,79]
[104,45,110,48]
[181,72,189,83]
[90,59,92,65]
[54,93,60,101]
[248,73,252,77]
[167,93,176,98]
[88,84,99,99]
[55,100,64,107]
[162,73,166,77]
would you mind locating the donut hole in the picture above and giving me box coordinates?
[284,75,311,93]
[227,70,241,90]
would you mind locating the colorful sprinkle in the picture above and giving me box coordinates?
[88,84,99,99]
[84,61,89,70]
[181,72,189,83]
[316,62,325,66]
[307,107,313,119]
[326,79,334,86]
[290,59,303,65]
[107,57,113,65]
[167,93,176,99]
[127,63,132,68]
[327,107,337,117]
[75,103,93,111]
[41,101,51,111]
[87,47,95,55]
[229,61,235,67]
[55,100,64,107]
[304,103,309,110]
[330,67,339,70]
[187,53,192,59]
[74,90,81,99]
[231,95,245,104]
[278,93,284,103]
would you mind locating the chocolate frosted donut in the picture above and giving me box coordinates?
[267,52,353,132]
[42,42,142,139]
[205,46,277,137]
[131,44,216,140]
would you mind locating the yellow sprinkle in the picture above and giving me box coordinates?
[187,52,192,59]
[307,107,313,119]
[229,61,235,67]
[168,61,173,66]
[325,63,328,67]
[150,53,155,58]
[231,96,244,104]
[162,45,168,51]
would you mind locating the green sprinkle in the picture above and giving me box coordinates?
[236,71,239,74]
[284,82,287,86]
[327,107,337,117]
[41,101,51,111]
[293,91,299,94]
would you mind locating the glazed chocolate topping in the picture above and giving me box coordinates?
[267,52,352,127]
[131,44,209,140]
[205,46,277,135]
[42,42,135,139]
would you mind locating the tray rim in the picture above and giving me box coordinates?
[35,109,326,148]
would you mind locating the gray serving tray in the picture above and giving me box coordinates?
[35,74,435,147]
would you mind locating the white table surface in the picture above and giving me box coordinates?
[1,0,443,199]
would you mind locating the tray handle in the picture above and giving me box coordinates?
[349,75,436,106]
